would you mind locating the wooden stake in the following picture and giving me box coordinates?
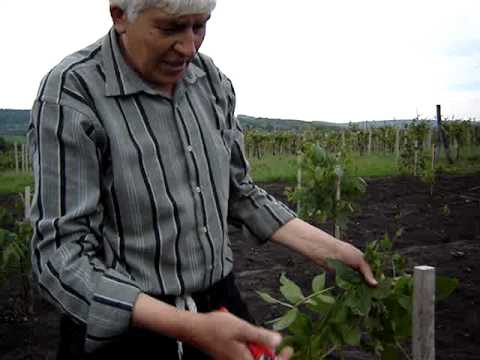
[368,129,372,154]
[24,186,31,220]
[335,172,341,240]
[22,144,26,173]
[395,128,400,160]
[436,105,453,164]
[413,266,435,360]
[414,140,418,177]
[15,142,19,173]
[297,156,302,214]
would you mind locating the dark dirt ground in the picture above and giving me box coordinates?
[1,173,479,359]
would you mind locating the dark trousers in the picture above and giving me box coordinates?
[57,272,253,360]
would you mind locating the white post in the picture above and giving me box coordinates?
[15,142,19,173]
[21,143,26,173]
[414,140,418,176]
[24,186,31,220]
[413,265,436,360]
[395,128,400,160]
[368,129,372,154]
[335,173,341,240]
[296,156,302,214]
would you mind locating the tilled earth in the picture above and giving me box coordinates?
[1,173,479,359]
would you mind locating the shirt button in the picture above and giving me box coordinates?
[201,227,208,234]
[187,145,193,152]
[195,186,201,193]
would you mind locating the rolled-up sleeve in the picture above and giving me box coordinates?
[224,79,296,243]
[28,99,140,353]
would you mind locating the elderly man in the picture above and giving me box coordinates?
[29,1,377,359]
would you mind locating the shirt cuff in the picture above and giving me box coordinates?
[233,198,297,244]
[84,271,141,353]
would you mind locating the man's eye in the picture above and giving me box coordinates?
[193,24,206,34]
[161,28,176,34]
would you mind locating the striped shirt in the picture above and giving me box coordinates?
[28,28,295,352]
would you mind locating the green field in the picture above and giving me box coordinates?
[0,147,479,194]
[1,135,26,144]
[250,147,480,183]
[0,171,33,194]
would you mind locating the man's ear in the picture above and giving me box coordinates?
[110,6,129,34]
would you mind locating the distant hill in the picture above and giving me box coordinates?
[237,115,344,131]
[1,109,476,137]
[237,115,422,131]
[0,109,29,135]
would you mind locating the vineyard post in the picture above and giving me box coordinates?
[414,140,418,177]
[21,144,26,173]
[368,128,372,154]
[426,127,433,149]
[431,144,435,169]
[334,171,341,240]
[297,156,302,214]
[430,144,435,195]
[436,105,453,164]
[24,186,31,220]
[15,142,19,173]
[27,142,31,173]
[413,265,435,360]
[395,128,400,160]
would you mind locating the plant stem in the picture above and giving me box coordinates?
[396,342,413,360]
[296,287,335,307]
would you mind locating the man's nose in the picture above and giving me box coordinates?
[174,30,197,58]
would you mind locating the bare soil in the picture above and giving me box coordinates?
[1,173,479,359]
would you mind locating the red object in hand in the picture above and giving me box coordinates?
[218,307,276,360]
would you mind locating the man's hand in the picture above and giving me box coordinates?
[271,218,378,287]
[189,310,293,360]
[132,293,293,360]
[331,238,378,287]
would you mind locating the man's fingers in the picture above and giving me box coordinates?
[359,258,378,287]
[277,346,294,360]
[238,323,282,351]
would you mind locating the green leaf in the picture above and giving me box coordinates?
[339,323,361,346]
[357,284,372,315]
[257,291,281,305]
[371,278,392,299]
[288,313,312,336]
[280,273,305,304]
[315,294,335,305]
[397,295,411,311]
[380,233,392,251]
[331,305,348,324]
[326,259,362,285]
[436,276,458,302]
[270,308,299,331]
[381,344,399,360]
[312,273,326,293]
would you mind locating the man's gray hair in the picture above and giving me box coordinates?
[109,0,216,20]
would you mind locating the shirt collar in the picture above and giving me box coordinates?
[102,27,205,97]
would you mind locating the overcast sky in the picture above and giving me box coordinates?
[2,0,480,123]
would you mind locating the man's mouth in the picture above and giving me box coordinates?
[162,60,187,73]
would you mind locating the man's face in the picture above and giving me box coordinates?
[112,7,210,95]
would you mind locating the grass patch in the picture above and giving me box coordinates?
[1,135,26,144]
[350,154,399,178]
[249,146,480,182]
[250,155,297,183]
[436,147,480,175]
[0,171,33,194]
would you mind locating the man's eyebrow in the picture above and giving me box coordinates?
[153,15,210,27]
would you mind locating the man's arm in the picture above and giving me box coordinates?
[271,218,378,286]
[131,293,293,360]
